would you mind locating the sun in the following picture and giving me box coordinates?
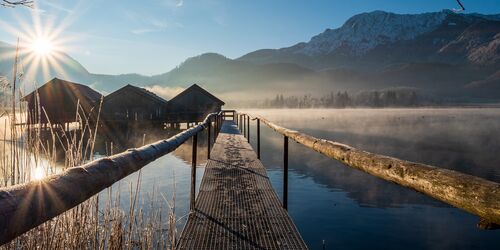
[0,1,80,85]
[30,37,55,56]
[33,166,46,181]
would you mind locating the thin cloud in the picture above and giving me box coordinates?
[131,19,179,35]
[131,29,157,35]
[42,1,75,14]
[151,19,168,29]
[162,0,184,8]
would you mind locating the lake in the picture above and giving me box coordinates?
[105,108,500,249]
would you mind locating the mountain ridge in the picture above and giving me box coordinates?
[1,10,500,102]
[238,10,500,70]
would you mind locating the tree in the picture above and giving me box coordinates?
[1,0,33,8]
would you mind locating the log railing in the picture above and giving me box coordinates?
[236,112,500,229]
[1,109,497,245]
[0,110,233,245]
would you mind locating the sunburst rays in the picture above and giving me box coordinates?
[1,1,81,89]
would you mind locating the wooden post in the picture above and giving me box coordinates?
[216,115,220,136]
[190,133,198,211]
[207,121,211,159]
[217,114,221,135]
[257,118,261,159]
[215,116,218,137]
[242,115,246,137]
[247,115,250,142]
[283,135,288,210]
[212,120,215,144]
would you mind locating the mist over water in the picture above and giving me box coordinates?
[244,108,500,249]
[246,108,500,182]
[98,108,500,249]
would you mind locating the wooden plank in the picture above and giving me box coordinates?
[178,121,307,249]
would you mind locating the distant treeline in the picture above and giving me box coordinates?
[262,88,423,108]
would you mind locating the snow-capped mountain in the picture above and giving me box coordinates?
[296,10,449,56]
[239,10,500,70]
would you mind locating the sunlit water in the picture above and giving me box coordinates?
[101,108,500,249]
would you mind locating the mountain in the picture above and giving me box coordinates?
[90,73,151,94]
[0,41,92,90]
[465,69,500,100]
[154,11,500,100]
[146,53,319,99]
[294,11,449,56]
[439,20,500,65]
[238,10,500,70]
[1,10,500,103]
[0,41,154,94]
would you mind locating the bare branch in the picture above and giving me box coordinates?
[453,0,466,12]
[0,0,33,8]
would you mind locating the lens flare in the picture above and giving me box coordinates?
[33,167,46,181]
[0,1,81,87]
[30,37,54,56]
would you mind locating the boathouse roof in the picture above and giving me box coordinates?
[103,84,168,105]
[170,84,225,105]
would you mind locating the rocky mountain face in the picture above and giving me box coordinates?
[232,10,500,101]
[296,11,449,56]
[239,10,500,70]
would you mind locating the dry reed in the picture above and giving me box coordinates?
[0,85,178,249]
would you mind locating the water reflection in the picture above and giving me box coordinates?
[93,124,209,231]
[94,124,209,165]
[246,108,500,249]
[34,109,498,249]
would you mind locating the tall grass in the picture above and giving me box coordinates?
[0,87,178,249]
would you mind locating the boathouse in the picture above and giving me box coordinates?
[101,84,168,122]
[167,84,225,123]
[21,77,102,125]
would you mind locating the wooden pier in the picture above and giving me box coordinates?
[177,120,307,249]
[1,110,499,247]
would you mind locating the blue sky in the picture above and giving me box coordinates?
[1,0,499,75]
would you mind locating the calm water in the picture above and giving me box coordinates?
[105,108,500,249]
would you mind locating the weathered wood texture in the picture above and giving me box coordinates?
[177,121,307,249]
[0,113,219,245]
[244,114,500,226]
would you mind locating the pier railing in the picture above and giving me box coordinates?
[0,110,234,245]
[1,109,497,245]
[236,112,500,229]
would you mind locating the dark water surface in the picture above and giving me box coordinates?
[104,108,500,249]
[246,108,500,249]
